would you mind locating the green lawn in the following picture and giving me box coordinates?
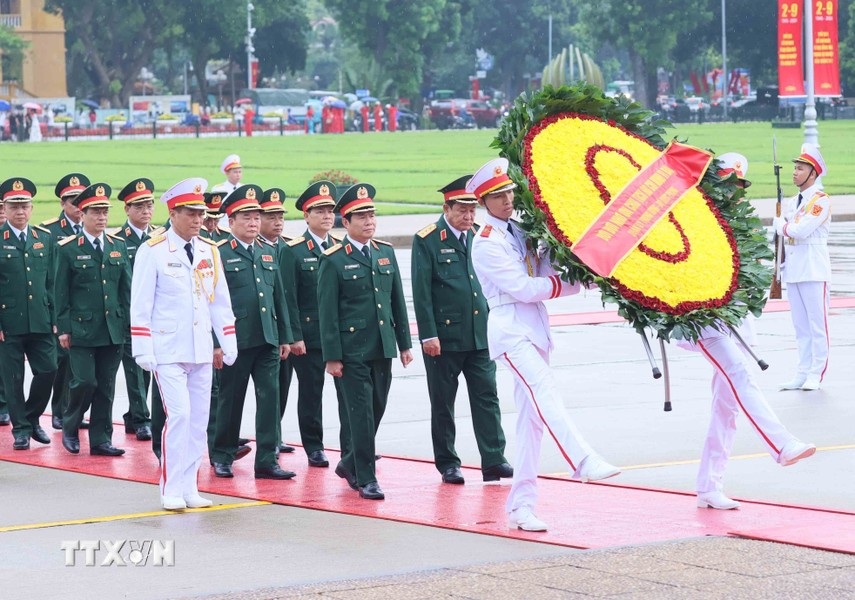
[1,120,850,226]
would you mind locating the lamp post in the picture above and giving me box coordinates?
[213,70,227,111]
[183,61,194,96]
[721,0,728,120]
[139,67,153,97]
[246,2,256,90]
[803,0,818,144]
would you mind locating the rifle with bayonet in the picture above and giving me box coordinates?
[770,136,784,299]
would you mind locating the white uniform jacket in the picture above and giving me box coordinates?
[471,214,580,359]
[130,229,237,364]
[781,182,831,283]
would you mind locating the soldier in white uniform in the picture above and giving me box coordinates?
[773,144,831,391]
[217,154,242,229]
[131,178,237,511]
[468,158,620,532]
[685,155,816,511]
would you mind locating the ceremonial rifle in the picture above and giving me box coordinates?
[770,136,784,299]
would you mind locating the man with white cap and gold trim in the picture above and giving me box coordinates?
[131,178,237,510]
[217,154,242,228]
[773,143,831,391]
[468,157,620,532]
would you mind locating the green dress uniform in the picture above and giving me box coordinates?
[318,185,412,490]
[412,215,508,474]
[55,184,132,452]
[200,224,231,243]
[210,187,294,474]
[41,172,90,426]
[0,178,58,446]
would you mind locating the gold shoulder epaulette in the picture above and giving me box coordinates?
[58,235,78,246]
[416,223,436,238]
[34,225,51,234]
[257,236,276,247]
[149,226,166,237]
[198,236,217,246]
[330,233,341,243]
[216,239,229,247]
[323,243,342,255]
[287,236,306,247]
[106,232,123,243]
[373,238,392,246]
[106,226,122,236]
[40,217,60,226]
[147,234,166,247]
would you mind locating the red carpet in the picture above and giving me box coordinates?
[3,418,854,553]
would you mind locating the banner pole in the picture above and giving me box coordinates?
[804,0,819,144]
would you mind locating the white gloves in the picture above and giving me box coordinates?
[223,352,238,366]
[135,355,157,372]
[772,216,786,236]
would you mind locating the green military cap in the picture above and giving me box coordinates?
[295,180,336,212]
[0,177,37,203]
[118,178,155,204]
[73,183,112,210]
[260,188,287,213]
[334,183,376,216]
[438,175,477,204]
[55,173,91,200]
[203,189,226,217]
[221,184,263,216]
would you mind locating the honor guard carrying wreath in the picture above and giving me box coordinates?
[411,175,512,485]
[772,143,831,391]
[131,178,237,510]
[318,183,413,500]
[468,158,620,532]
[0,178,57,450]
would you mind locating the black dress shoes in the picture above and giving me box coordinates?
[235,445,252,461]
[238,437,250,446]
[482,462,514,482]
[213,462,234,478]
[442,466,465,484]
[307,450,329,468]
[79,419,90,429]
[90,443,126,457]
[278,443,295,453]
[335,461,358,490]
[255,464,296,480]
[13,435,30,450]
[0,413,10,426]
[359,482,385,500]
[31,425,51,444]
[135,426,152,441]
[62,434,80,454]
[51,415,62,430]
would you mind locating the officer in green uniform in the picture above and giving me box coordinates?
[55,183,131,456]
[210,184,296,480]
[112,178,165,442]
[0,195,8,426]
[279,181,343,468]
[412,175,513,484]
[318,183,413,499]
[257,187,298,455]
[41,173,90,431]
[0,178,57,449]
[199,188,231,243]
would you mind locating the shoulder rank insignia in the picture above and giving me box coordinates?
[34,225,51,234]
[40,217,60,226]
[257,236,276,247]
[106,227,122,236]
[373,238,392,246]
[197,236,217,246]
[479,224,493,237]
[323,243,342,256]
[146,234,166,246]
[58,235,78,246]
[287,236,306,247]
[216,239,229,247]
[330,234,341,243]
[416,223,436,238]
[149,226,166,237]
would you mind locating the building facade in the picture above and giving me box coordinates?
[1,0,67,98]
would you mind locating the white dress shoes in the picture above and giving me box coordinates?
[161,496,187,511]
[697,490,740,510]
[778,440,817,466]
[509,506,548,532]
[801,377,821,391]
[779,376,807,390]
[573,454,621,483]
[184,494,213,508]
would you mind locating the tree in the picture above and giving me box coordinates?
[0,25,29,83]
[574,0,713,107]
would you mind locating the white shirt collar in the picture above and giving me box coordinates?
[7,223,28,239]
[83,229,104,247]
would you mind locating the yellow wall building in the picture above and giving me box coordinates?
[1,0,67,98]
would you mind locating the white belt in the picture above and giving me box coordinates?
[486,293,517,309]
[785,237,827,246]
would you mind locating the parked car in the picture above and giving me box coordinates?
[395,107,419,130]
[428,98,501,129]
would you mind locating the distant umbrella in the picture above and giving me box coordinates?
[23,101,43,112]
[79,99,99,109]
[235,97,253,105]
[0,100,10,111]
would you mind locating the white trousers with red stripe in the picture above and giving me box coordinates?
[787,281,830,381]
[499,341,595,514]
[695,334,796,494]
[154,362,213,500]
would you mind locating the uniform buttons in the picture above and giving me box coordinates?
[309,266,315,271]
[104,295,108,300]
[26,266,30,272]
[379,320,384,325]
[259,292,264,297]
[473,292,478,297]
[305,317,311,322]
[234,267,239,271]
[446,259,451,263]
[24,253,28,257]
[352,275,357,280]
[105,310,109,315]
[349,326,355,332]
[28,295,33,300]
[375,288,379,292]
[1,304,4,308]
[103,280,107,284]
[372,271,376,275]
[474,310,479,315]
[261,307,267,312]
[377,304,381,309]
[28,281,32,286]
[253,265,257,269]
[470,275,474,279]
[256,277,261,282]
[445,319,451,325]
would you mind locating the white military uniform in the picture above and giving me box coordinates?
[679,321,800,494]
[472,212,602,515]
[781,181,831,382]
[217,154,241,228]
[131,228,236,502]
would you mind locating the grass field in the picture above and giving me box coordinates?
[1,119,851,226]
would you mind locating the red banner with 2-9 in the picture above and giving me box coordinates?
[813,0,840,96]
[778,0,805,96]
